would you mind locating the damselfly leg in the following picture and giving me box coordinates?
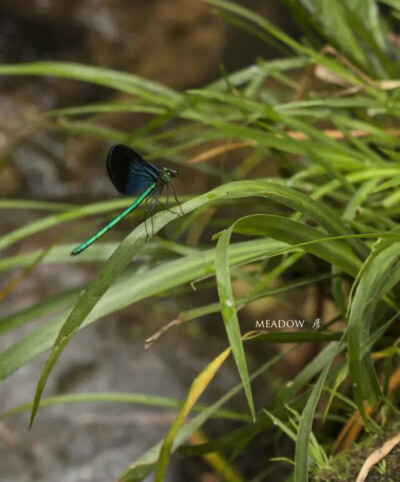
[157,182,182,216]
[170,181,184,216]
[144,183,164,238]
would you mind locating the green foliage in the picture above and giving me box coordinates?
[1,0,400,480]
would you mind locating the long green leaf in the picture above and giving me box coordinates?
[216,227,255,419]
[0,62,181,105]
[2,392,248,423]
[30,179,299,424]
[230,214,362,276]
[348,242,400,420]
[294,343,340,482]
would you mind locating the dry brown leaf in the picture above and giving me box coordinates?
[356,430,400,482]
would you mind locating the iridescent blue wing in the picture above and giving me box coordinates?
[106,144,160,196]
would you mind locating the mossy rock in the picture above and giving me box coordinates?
[311,420,400,482]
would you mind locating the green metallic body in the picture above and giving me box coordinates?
[71,182,157,256]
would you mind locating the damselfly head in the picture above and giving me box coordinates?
[164,167,179,178]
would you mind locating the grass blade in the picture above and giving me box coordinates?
[155,347,232,481]
[216,227,255,420]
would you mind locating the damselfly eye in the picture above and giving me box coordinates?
[164,168,179,177]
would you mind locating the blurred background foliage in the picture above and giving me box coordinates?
[1,1,400,481]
